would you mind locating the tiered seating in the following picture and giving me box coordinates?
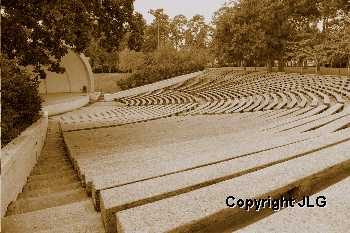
[164,71,350,115]
[116,141,349,233]
[55,102,198,132]
[43,68,350,233]
[94,71,350,119]
[62,102,350,232]
[237,176,350,233]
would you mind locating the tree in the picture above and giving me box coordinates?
[141,9,211,53]
[1,55,42,146]
[184,15,211,49]
[169,14,188,49]
[211,0,349,71]
[1,0,135,78]
[118,49,146,72]
[127,12,146,51]
[326,11,350,71]
[287,26,327,73]
[141,9,171,52]
[150,9,171,49]
[286,0,350,72]
[212,2,266,68]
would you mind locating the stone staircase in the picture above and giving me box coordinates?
[2,120,105,233]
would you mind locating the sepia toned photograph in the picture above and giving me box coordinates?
[1,0,350,232]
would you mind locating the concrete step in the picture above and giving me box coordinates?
[31,164,73,175]
[37,154,67,162]
[18,181,82,199]
[237,176,350,233]
[7,189,88,215]
[35,164,73,173]
[86,127,326,197]
[41,145,65,150]
[40,148,66,155]
[115,141,350,233]
[99,129,350,232]
[34,160,72,169]
[23,176,79,192]
[34,215,106,233]
[37,159,70,167]
[37,156,69,163]
[28,170,76,182]
[26,174,79,188]
[30,166,73,176]
[2,200,98,233]
[40,150,66,155]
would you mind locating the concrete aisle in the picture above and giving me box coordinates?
[2,120,105,233]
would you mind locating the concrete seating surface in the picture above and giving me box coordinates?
[9,69,349,233]
[62,102,350,231]
[237,176,350,233]
[100,129,350,232]
[59,68,350,233]
[41,93,90,116]
[57,103,198,132]
[115,140,350,233]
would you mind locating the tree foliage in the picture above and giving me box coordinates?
[1,55,42,146]
[118,46,210,90]
[118,49,146,73]
[1,0,135,145]
[141,9,212,52]
[1,0,135,78]
[127,12,147,51]
[212,0,350,70]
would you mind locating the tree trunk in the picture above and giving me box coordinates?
[267,59,272,72]
[315,60,320,74]
[278,58,284,72]
[348,56,350,77]
[300,59,304,74]
[331,58,333,68]
[241,60,246,71]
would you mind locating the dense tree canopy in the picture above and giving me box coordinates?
[1,0,135,78]
[117,9,212,89]
[1,0,136,145]
[127,12,147,51]
[140,9,212,52]
[212,0,350,70]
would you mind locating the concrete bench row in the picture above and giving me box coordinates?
[65,104,350,186]
[189,73,348,95]
[185,90,337,115]
[237,176,350,233]
[113,71,350,117]
[59,103,197,132]
[120,90,197,106]
[61,102,350,232]
[114,139,350,233]
[195,77,349,102]
[54,69,350,232]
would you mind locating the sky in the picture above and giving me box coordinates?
[134,0,228,24]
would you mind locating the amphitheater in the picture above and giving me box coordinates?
[2,68,350,232]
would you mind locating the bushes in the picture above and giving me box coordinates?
[118,49,146,73]
[118,47,210,90]
[92,66,124,73]
[1,56,42,147]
